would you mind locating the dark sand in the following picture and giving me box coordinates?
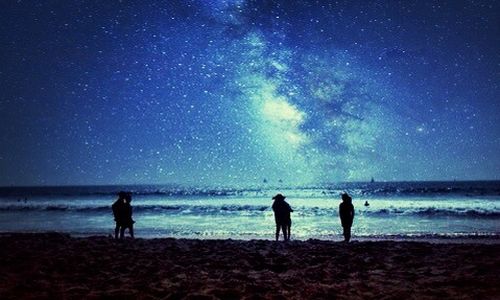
[0,233,499,299]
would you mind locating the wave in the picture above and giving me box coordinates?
[348,232,500,239]
[0,204,270,214]
[294,206,500,218]
[363,207,500,218]
[1,204,499,218]
[1,181,500,198]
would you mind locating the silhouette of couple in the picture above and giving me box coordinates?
[272,192,355,242]
[112,191,135,239]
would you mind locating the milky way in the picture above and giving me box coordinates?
[0,0,498,186]
[221,31,397,183]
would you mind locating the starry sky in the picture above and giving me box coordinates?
[0,0,499,186]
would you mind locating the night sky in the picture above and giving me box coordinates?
[0,0,499,186]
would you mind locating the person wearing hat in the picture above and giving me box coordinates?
[272,193,294,241]
[339,193,355,242]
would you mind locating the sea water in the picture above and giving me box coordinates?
[0,181,499,240]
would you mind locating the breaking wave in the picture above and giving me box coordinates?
[1,204,498,218]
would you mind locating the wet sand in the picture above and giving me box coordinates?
[0,233,499,299]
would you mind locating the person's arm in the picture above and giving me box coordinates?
[112,201,118,219]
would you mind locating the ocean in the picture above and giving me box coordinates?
[0,181,499,240]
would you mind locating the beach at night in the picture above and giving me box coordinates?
[1,0,499,299]
[1,233,499,299]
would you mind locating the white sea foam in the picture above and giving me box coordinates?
[0,182,499,239]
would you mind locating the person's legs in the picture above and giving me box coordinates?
[343,226,351,242]
[115,224,120,239]
[128,224,134,239]
[286,225,291,241]
[275,224,281,241]
[120,226,126,239]
[281,225,287,241]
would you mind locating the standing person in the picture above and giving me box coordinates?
[339,193,355,242]
[112,191,127,239]
[120,193,135,239]
[272,193,293,241]
[112,191,135,239]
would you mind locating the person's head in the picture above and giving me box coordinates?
[118,191,127,200]
[125,193,132,203]
[273,193,286,201]
[341,193,352,202]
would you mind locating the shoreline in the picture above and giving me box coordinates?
[1,232,499,299]
[2,231,500,244]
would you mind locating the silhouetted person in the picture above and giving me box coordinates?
[112,192,126,239]
[364,200,370,207]
[112,191,135,239]
[272,193,293,241]
[339,193,355,242]
[121,193,135,238]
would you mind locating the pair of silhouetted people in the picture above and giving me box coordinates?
[112,191,135,239]
[339,193,355,242]
[272,192,355,242]
[272,193,293,241]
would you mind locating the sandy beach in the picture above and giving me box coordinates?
[0,233,499,299]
